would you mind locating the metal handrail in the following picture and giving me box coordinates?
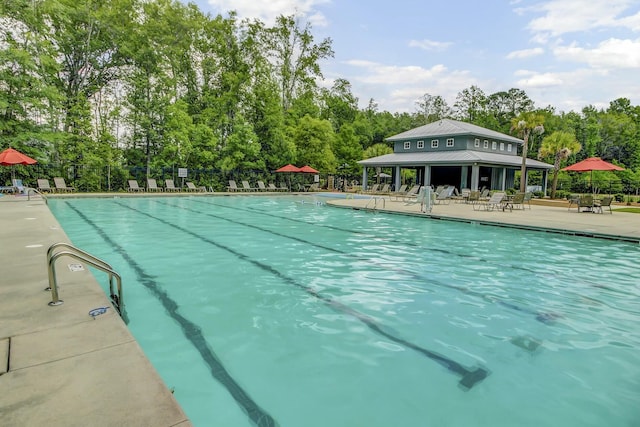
[46,243,123,316]
[27,187,48,204]
[365,196,386,210]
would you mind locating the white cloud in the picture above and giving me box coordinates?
[506,47,545,59]
[514,70,564,88]
[524,0,639,37]
[205,0,330,25]
[408,39,452,51]
[554,38,640,69]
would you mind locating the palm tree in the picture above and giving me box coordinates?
[538,131,582,198]
[511,112,545,192]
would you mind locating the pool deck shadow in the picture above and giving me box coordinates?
[0,195,191,426]
[0,191,638,425]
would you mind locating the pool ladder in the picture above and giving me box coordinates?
[46,243,124,318]
[365,196,386,210]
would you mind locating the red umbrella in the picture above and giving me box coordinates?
[275,164,301,190]
[0,147,37,166]
[0,147,37,180]
[561,157,624,192]
[275,164,301,173]
[298,165,319,173]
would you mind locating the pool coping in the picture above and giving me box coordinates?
[0,196,191,426]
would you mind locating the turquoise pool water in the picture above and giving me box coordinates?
[49,195,640,427]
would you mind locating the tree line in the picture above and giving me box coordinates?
[1,0,639,195]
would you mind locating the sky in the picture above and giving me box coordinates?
[186,0,640,114]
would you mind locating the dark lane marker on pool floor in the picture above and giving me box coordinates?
[178,199,558,324]
[118,200,491,391]
[65,203,278,427]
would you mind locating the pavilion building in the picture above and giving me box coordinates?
[358,119,553,193]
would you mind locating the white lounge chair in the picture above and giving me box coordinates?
[165,179,180,192]
[54,177,74,192]
[473,192,506,211]
[128,180,144,192]
[147,179,161,192]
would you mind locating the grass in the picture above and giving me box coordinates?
[613,207,640,214]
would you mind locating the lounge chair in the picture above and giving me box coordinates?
[402,185,422,202]
[434,188,452,204]
[186,182,205,192]
[257,181,268,191]
[267,183,281,191]
[37,179,53,193]
[278,183,289,191]
[307,183,319,192]
[393,184,407,196]
[127,180,144,192]
[147,179,161,192]
[378,184,390,194]
[473,192,506,211]
[11,179,26,194]
[54,177,74,192]
[227,180,239,192]
[594,196,613,214]
[241,180,256,191]
[165,179,180,192]
[365,183,380,194]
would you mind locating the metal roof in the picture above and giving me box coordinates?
[358,150,554,169]
[386,118,523,144]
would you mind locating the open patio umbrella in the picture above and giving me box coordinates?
[275,164,301,190]
[298,165,319,174]
[0,147,37,180]
[561,157,624,193]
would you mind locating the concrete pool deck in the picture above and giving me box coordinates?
[1,190,637,425]
[0,194,190,426]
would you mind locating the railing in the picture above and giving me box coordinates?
[365,196,386,210]
[46,243,124,317]
[27,187,48,204]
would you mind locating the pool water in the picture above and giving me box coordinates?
[49,196,640,427]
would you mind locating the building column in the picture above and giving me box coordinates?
[461,166,469,190]
[471,164,480,191]
[394,165,401,191]
[362,168,368,191]
[501,167,507,190]
[423,165,431,188]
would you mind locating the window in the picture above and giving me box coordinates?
[500,142,505,151]
[431,139,439,148]
[417,140,424,149]
[507,143,512,152]
[404,141,410,150]
[446,138,454,147]
[483,140,489,149]
[474,138,480,147]
[492,141,497,150]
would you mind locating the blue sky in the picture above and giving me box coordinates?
[186,0,640,114]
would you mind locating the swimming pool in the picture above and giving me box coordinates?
[49,195,640,427]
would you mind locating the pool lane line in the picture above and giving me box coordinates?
[64,202,278,427]
[173,199,558,324]
[118,200,490,391]
[196,198,545,276]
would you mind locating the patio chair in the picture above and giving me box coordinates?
[568,194,580,211]
[257,181,268,191]
[434,188,452,204]
[473,192,506,211]
[378,184,390,194]
[241,180,256,191]
[578,194,594,212]
[594,196,614,214]
[467,190,480,204]
[127,180,144,192]
[510,192,526,210]
[365,183,380,194]
[37,179,53,193]
[147,179,161,192]
[165,179,180,192]
[267,183,280,191]
[278,183,289,191]
[185,182,205,192]
[53,177,75,192]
